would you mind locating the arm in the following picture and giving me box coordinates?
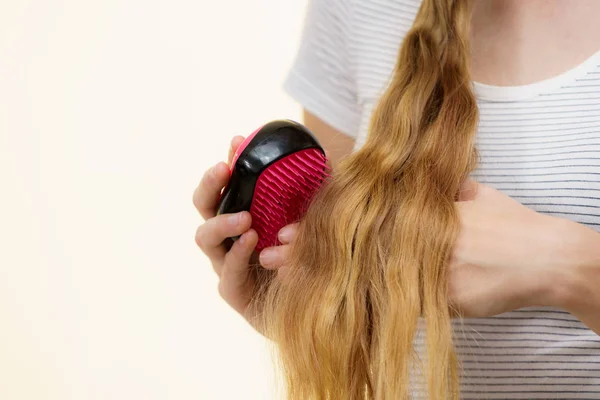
[449,181,600,335]
[544,218,600,335]
[303,109,356,169]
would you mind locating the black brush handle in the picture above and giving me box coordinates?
[217,119,324,215]
[216,119,325,245]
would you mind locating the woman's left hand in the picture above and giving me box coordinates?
[449,179,561,318]
[260,179,567,318]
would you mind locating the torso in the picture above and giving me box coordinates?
[470,0,600,86]
[347,0,600,397]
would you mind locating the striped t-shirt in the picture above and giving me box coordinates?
[283,0,600,397]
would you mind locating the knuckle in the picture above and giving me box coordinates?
[198,169,212,189]
[200,167,218,191]
[203,164,216,181]
[193,172,216,214]
[195,224,208,251]
[192,186,204,212]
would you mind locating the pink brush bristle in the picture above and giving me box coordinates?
[250,148,330,251]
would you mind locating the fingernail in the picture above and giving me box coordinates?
[211,164,218,179]
[260,249,277,265]
[278,226,292,242]
[228,213,240,225]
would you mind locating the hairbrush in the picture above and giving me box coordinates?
[217,119,330,252]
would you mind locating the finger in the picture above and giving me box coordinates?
[219,229,259,314]
[259,244,291,270]
[277,223,299,245]
[228,135,246,166]
[457,178,478,202]
[193,161,231,220]
[195,211,252,267]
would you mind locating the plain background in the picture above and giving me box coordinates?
[0,0,308,398]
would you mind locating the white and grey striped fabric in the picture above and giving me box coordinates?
[283,0,600,397]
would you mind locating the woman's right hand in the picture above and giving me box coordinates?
[192,136,297,332]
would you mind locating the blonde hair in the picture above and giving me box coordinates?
[250,0,479,398]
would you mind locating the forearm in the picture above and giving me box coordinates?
[302,110,355,169]
[543,217,600,335]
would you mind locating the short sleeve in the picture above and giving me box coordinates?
[283,0,361,138]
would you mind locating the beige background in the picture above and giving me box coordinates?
[0,0,308,398]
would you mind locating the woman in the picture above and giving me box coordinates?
[194,0,600,397]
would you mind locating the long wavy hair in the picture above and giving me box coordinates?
[250,0,479,398]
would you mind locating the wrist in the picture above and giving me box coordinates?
[510,215,568,309]
[537,217,600,313]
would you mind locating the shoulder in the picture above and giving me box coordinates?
[345,0,421,101]
[314,0,421,27]
[348,0,421,28]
